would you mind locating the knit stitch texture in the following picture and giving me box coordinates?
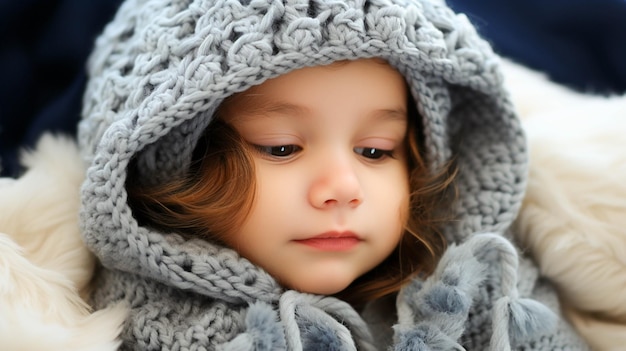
[79,0,589,349]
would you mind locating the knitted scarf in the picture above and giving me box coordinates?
[79,0,589,349]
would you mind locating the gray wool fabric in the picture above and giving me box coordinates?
[79,0,589,350]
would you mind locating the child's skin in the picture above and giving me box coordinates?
[220,58,411,295]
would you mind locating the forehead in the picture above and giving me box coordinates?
[220,58,408,118]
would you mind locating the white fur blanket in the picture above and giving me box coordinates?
[504,60,626,351]
[0,135,126,351]
[0,61,624,350]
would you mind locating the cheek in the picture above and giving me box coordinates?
[239,163,300,232]
[255,164,299,206]
[373,168,410,235]
[392,188,411,246]
[396,169,411,235]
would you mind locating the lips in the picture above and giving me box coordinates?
[294,231,362,251]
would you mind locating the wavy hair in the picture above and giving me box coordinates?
[127,89,457,307]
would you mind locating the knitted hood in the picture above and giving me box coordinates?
[78,0,535,348]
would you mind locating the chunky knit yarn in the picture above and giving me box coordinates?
[79,0,589,349]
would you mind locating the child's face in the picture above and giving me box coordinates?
[221,59,410,295]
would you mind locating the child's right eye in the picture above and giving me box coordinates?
[254,144,302,158]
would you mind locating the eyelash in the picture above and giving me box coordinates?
[253,144,394,160]
[254,145,302,158]
[354,147,395,160]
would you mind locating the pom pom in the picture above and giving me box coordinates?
[490,296,558,350]
[507,298,558,346]
[296,303,357,351]
[425,284,471,315]
[392,324,464,351]
[220,301,287,351]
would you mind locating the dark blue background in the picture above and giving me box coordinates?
[448,0,626,93]
[1,0,625,177]
[0,0,122,177]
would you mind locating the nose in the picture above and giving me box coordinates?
[308,156,364,209]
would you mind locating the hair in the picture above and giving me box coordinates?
[127,76,457,308]
[127,119,257,244]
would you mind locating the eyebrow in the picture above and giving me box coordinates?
[227,98,311,121]
[237,98,407,123]
[263,101,311,117]
[370,108,407,122]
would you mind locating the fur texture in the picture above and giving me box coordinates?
[0,134,126,350]
[504,59,626,350]
[2,61,623,349]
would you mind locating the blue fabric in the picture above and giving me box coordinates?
[2,0,625,177]
[0,0,122,177]
[448,0,626,94]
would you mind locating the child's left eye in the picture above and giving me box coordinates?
[354,147,393,160]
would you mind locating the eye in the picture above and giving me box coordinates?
[354,147,394,160]
[254,144,302,158]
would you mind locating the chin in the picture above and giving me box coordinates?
[285,274,356,296]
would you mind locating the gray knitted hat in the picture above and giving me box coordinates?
[80,0,524,243]
[79,0,588,349]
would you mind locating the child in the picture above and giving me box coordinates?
[78,0,589,349]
